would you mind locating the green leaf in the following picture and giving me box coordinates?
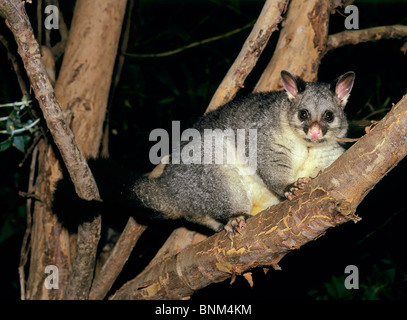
[0,218,14,243]
[159,96,175,104]
[12,135,26,153]
[0,136,13,152]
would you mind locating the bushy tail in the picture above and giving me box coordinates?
[53,158,147,232]
[132,175,180,221]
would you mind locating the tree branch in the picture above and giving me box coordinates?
[55,0,128,299]
[125,21,255,59]
[0,0,101,299]
[327,24,407,52]
[89,218,146,300]
[0,0,100,201]
[205,0,289,113]
[110,94,407,299]
[18,143,38,300]
[254,0,333,92]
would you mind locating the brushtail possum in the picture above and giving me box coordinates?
[54,70,355,237]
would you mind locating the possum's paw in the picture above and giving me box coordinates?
[284,176,313,200]
[224,215,247,240]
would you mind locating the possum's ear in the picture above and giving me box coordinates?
[281,70,306,101]
[331,71,355,108]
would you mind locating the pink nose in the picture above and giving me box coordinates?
[308,124,322,140]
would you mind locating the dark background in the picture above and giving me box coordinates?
[1,0,406,300]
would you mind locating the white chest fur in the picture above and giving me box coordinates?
[290,141,344,180]
[220,133,345,216]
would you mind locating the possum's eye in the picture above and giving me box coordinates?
[298,109,310,121]
[323,110,335,123]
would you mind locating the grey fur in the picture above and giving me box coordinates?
[133,71,355,232]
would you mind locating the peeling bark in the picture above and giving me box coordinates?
[254,0,332,92]
[89,218,146,300]
[0,0,127,299]
[110,191,358,300]
[205,0,289,113]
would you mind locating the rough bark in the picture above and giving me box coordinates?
[55,0,127,300]
[205,0,289,113]
[89,218,146,300]
[254,0,333,92]
[25,142,69,300]
[0,0,127,299]
[0,0,100,202]
[111,94,407,300]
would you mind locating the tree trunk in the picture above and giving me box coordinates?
[205,0,289,113]
[23,0,127,299]
[255,0,332,92]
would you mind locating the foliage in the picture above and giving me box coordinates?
[0,97,38,153]
[309,257,406,300]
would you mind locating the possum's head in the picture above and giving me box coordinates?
[281,70,355,145]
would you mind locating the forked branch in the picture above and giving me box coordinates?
[0,0,101,299]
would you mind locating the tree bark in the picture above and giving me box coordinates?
[111,94,407,300]
[54,0,127,159]
[54,0,127,300]
[0,0,127,299]
[326,24,407,52]
[89,218,146,300]
[254,0,333,92]
[205,0,289,113]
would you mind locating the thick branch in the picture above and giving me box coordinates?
[0,0,100,201]
[254,0,333,92]
[205,0,288,113]
[111,191,358,300]
[89,218,146,300]
[315,96,407,208]
[327,24,407,52]
[56,0,128,300]
[111,94,407,300]
[0,0,104,299]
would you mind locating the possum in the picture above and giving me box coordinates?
[53,70,355,238]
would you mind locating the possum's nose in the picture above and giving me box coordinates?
[308,123,322,140]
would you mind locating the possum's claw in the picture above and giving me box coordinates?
[224,215,247,240]
[284,176,313,200]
